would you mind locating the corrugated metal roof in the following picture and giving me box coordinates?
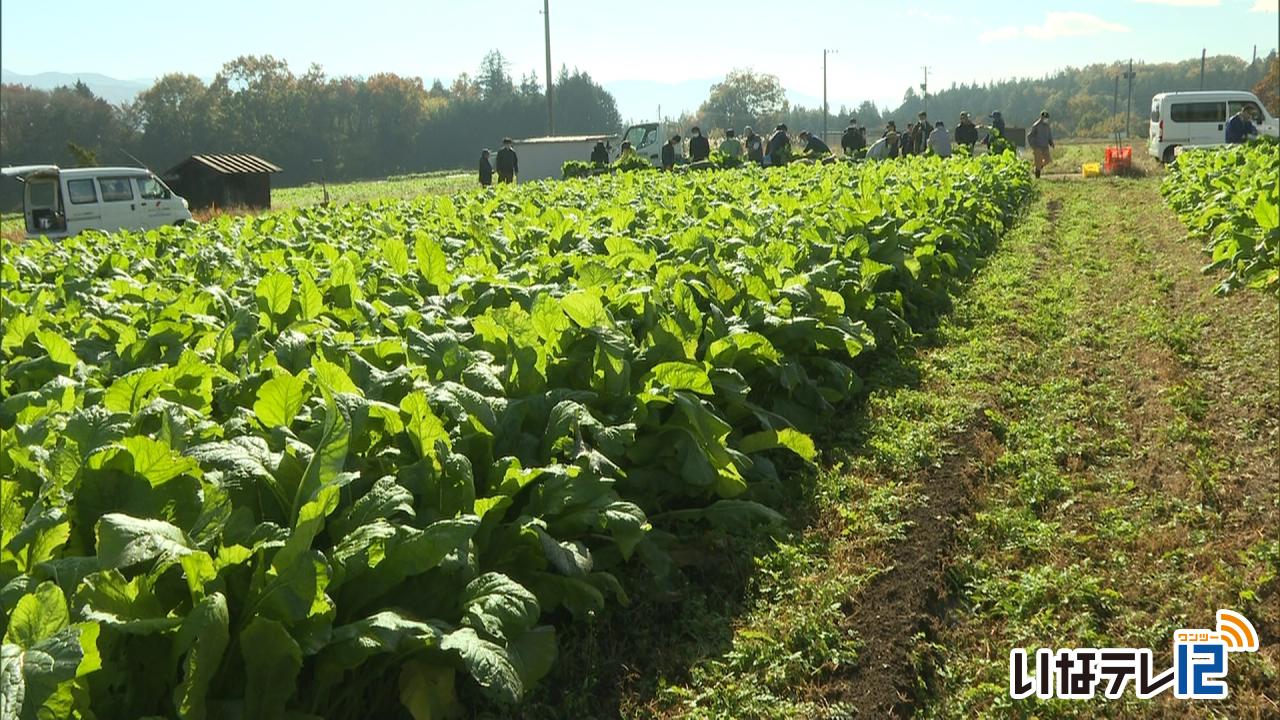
[174,154,283,175]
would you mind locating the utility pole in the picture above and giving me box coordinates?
[543,0,554,135]
[921,66,931,115]
[1124,59,1136,140]
[1252,45,1257,66]
[1199,48,1206,90]
[1112,75,1120,148]
[823,49,837,144]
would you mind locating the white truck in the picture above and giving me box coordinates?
[2,165,192,239]
[1148,90,1279,163]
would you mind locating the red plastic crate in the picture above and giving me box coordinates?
[1104,146,1132,173]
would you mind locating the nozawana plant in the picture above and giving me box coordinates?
[0,153,1031,718]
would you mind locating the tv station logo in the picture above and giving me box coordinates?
[1009,609,1260,700]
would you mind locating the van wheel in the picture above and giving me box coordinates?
[1162,145,1179,164]
[174,220,186,227]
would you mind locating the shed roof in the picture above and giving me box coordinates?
[168,154,283,176]
[513,134,614,145]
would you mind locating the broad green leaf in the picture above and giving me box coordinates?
[440,628,522,705]
[398,659,457,720]
[401,391,449,461]
[172,592,229,720]
[35,330,77,368]
[240,617,302,720]
[647,362,713,395]
[118,435,199,486]
[738,428,818,462]
[4,582,68,649]
[255,271,294,317]
[460,573,540,643]
[561,291,610,329]
[253,370,309,429]
[382,238,411,275]
[414,232,453,292]
[95,514,193,569]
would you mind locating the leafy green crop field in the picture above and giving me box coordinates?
[0,156,1031,718]
[1161,138,1280,295]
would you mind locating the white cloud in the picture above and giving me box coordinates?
[1251,0,1279,13]
[1133,0,1220,7]
[979,12,1131,42]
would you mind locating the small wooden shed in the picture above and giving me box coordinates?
[163,154,282,211]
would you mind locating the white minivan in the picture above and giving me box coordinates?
[1148,91,1279,163]
[2,165,192,239]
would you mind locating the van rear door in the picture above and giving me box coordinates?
[1169,100,1226,145]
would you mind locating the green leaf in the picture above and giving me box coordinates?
[75,569,180,634]
[561,291,610,329]
[240,617,302,720]
[382,238,411,276]
[96,514,193,569]
[3,582,68,648]
[35,329,77,368]
[414,232,453,292]
[118,435,200,486]
[398,660,458,720]
[507,626,557,689]
[440,628,522,705]
[291,388,351,525]
[646,362,713,395]
[253,370,309,429]
[256,271,295,317]
[460,573,539,643]
[401,391,449,461]
[321,611,447,673]
[172,592,229,720]
[738,428,817,462]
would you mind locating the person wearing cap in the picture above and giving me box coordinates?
[661,134,682,171]
[954,111,978,152]
[718,128,743,158]
[798,131,832,157]
[928,121,952,158]
[478,149,494,186]
[590,140,609,165]
[495,137,518,183]
[617,141,637,160]
[841,118,867,156]
[688,126,711,162]
[909,111,930,156]
[882,121,901,158]
[766,124,791,166]
[1027,110,1055,178]
[744,126,765,165]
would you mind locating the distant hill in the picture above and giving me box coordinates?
[1,68,151,105]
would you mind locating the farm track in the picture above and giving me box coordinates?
[531,175,1277,719]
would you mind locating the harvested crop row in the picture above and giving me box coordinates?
[1160,138,1280,295]
[0,155,1032,718]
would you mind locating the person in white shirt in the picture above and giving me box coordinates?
[928,121,952,158]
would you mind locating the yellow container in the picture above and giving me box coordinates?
[1082,162,1102,178]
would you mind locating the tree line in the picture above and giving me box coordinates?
[0,50,620,207]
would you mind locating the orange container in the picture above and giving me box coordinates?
[1104,146,1132,173]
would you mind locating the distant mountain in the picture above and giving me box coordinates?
[1,68,151,105]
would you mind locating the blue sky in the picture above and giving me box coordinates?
[2,0,1277,117]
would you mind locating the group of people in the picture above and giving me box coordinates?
[480,107,1066,185]
[478,137,519,186]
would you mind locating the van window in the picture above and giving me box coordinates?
[1170,102,1225,123]
[28,181,56,208]
[1228,100,1262,119]
[99,177,135,202]
[67,179,98,204]
[137,175,170,200]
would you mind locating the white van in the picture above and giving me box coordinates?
[1,165,192,239]
[1148,91,1279,163]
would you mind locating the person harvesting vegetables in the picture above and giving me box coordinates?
[954,111,978,152]
[841,118,867,156]
[495,137,519,183]
[797,131,832,157]
[591,141,609,165]
[1225,106,1259,144]
[744,126,765,165]
[661,134,682,170]
[766,124,791,166]
[909,111,930,156]
[719,128,743,158]
[928,121,952,158]
[688,127,711,162]
[1027,110,1055,178]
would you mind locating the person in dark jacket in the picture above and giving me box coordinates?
[909,111,929,156]
[661,134,682,170]
[900,122,916,156]
[841,118,866,155]
[797,131,831,156]
[478,149,493,186]
[766,124,791,166]
[495,138,518,183]
[1225,106,1259,144]
[883,121,900,158]
[954,111,978,151]
[688,126,711,162]
[744,126,765,165]
[590,141,609,165]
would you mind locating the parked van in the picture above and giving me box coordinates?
[1148,91,1279,163]
[1,165,192,239]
